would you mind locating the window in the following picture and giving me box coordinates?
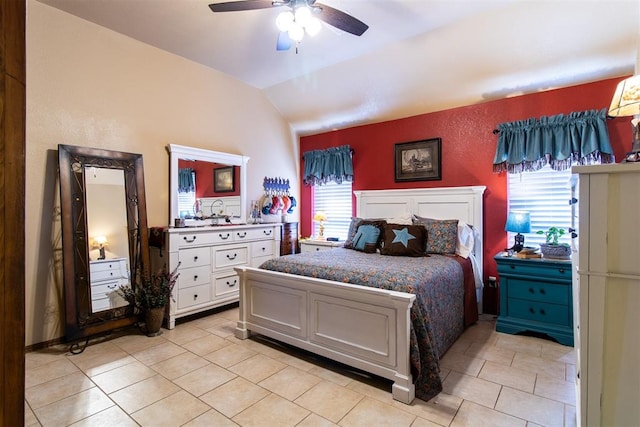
[178,170,196,217]
[507,165,575,247]
[312,181,353,241]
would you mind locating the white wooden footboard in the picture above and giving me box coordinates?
[234,266,417,404]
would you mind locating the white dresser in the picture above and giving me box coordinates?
[162,224,281,328]
[89,257,129,312]
[572,163,640,426]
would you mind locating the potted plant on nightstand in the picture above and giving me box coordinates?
[116,264,179,336]
[537,226,572,259]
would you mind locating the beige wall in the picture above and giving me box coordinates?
[25,0,299,346]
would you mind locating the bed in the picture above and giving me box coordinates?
[234,186,486,404]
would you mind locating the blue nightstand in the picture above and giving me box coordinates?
[495,253,573,346]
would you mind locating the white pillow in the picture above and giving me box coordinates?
[387,212,413,225]
[455,221,476,259]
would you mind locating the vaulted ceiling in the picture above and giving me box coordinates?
[38,0,640,135]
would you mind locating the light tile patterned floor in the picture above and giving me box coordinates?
[25,307,576,426]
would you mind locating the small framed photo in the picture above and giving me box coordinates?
[214,166,235,192]
[394,138,442,182]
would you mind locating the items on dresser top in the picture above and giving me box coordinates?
[495,253,573,346]
[155,224,281,329]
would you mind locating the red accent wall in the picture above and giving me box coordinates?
[299,77,631,285]
[178,159,240,197]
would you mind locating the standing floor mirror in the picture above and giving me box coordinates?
[58,144,150,349]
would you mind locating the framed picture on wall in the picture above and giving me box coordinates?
[214,166,235,192]
[394,138,442,182]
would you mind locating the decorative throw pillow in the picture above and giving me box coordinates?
[352,224,381,253]
[413,216,458,254]
[379,224,427,257]
[343,218,387,249]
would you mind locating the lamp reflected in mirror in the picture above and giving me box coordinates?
[93,236,108,260]
[505,211,530,252]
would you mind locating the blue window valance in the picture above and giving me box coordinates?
[493,109,615,174]
[303,145,353,186]
[178,168,195,193]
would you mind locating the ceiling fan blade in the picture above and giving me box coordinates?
[276,31,292,51]
[209,0,280,13]
[315,3,368,36]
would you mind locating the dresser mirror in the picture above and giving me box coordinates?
[58,144,150,345]
[167,144,250,226]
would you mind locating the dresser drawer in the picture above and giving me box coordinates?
[90,260,125,273]
[91,268,126,282]
[507,278,570,305]
[177,265,210,289]
[251,240,273,258]
[177,232,219,248]
[508,298,571,327]
[497,260,571,281]
[214,273,239,297]
[91,281,128,311]
[178,247,210,269]
[177,284,211,309]
[234,226,277,241]
[213,245,249,269]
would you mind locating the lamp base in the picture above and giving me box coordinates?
[508,233,525,252]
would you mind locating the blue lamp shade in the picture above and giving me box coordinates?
[505,211,531,233]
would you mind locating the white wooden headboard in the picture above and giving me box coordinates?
[354,186,486,283]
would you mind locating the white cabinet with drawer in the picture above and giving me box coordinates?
[159,224,281,328]
[89,258,129,313]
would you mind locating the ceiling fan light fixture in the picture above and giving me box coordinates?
[276,10,294,32]
[288,22,305,42]
[305,17,321,36]
[294,6,312,27]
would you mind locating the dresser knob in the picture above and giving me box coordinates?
[539,289,546,295]
[237,232,247,238]
[529,288,535,293]
[510,264,515,269]
[184,236,196,243]
[194,256,198,261]
[194,294,198,300]
[529,307,535,314]
[540,309,546,315]
[219,233,230,240]
[227,253,237,260]
[263,230,272,236]
[559,268,565,273]
[227,280,237,287]
[193,275,198,280]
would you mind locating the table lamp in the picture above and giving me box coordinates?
[505,211,530,252]
[608,75,640,162]
[313,211,327,240]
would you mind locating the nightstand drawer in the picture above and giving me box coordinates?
[497,260,571,281]
[508,298,571,327]
[508,278,570,305]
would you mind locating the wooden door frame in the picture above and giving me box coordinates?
[1,0,26,425]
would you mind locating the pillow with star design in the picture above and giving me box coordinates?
[379,223,427,257]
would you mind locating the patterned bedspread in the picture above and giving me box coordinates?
[259,247,475,402]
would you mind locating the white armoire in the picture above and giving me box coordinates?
[572,163,640,426]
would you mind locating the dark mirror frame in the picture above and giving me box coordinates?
[58,144,150,343]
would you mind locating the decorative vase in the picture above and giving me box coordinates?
[539,243,572,260]
[144,307,165,337]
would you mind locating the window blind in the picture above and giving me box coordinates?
[507,165,574,247]
[312,181,352,241]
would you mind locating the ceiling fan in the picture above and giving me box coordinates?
[208,0,369,51]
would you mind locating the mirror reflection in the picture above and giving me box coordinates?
[85,167,130,312]
[177,159,241,223]
[168,144,249,226]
